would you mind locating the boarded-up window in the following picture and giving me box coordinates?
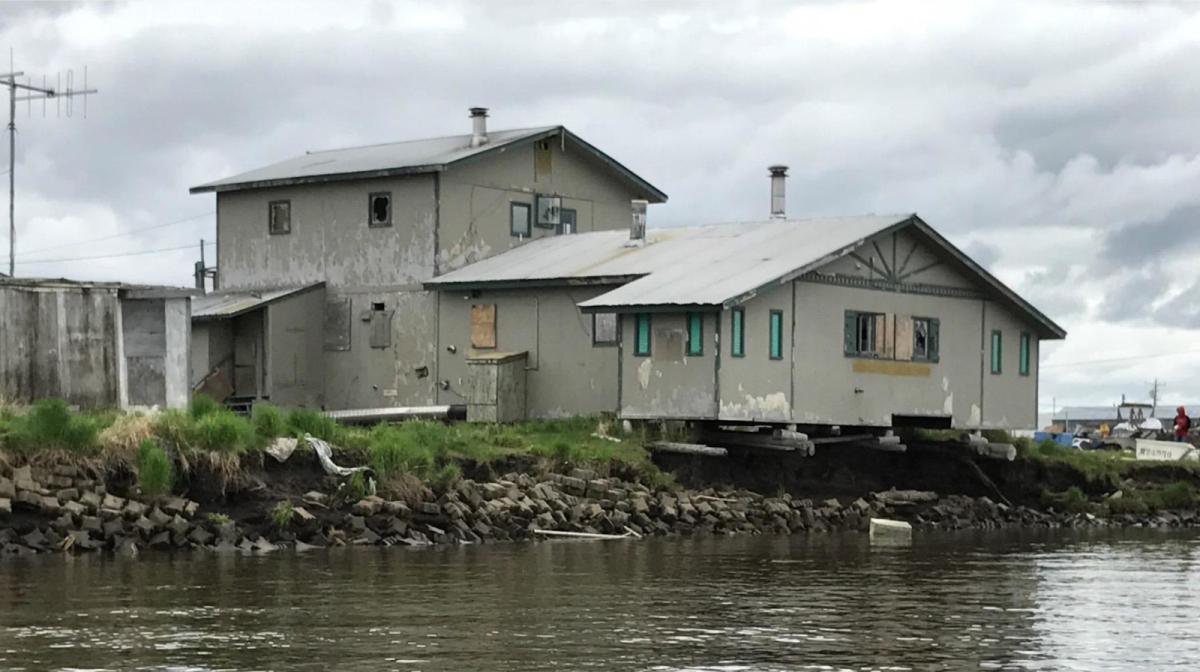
[323,298,351,351]
[535,140,553,178]
[471,304,497,349]
[370,303,392,349]
[268,200,290,235]
[592,312,617,345]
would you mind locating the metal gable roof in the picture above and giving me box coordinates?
[425,213,1067,339]
[189,126,667,202]
[191,283,323,321]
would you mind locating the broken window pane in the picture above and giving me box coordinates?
[593,312,617,345]
[369,192,391,227]
[913,318,929,359]
[268,200,291,235]
[856,313,876,355]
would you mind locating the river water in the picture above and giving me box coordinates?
[1,529,1198,671]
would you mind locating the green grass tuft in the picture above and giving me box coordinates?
[137,437,173,497]
[192,409,257,453]
[189,394,223,420]
[286,408,343,443]
[0,398,101,455]
[251,403,287,440]
[268,500,295,529]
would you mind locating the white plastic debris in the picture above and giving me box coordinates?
[265,437,298,463]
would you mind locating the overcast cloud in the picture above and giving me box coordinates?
[2,0,1199,413]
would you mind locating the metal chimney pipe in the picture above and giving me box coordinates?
[626,199,648,247]
[769,165,788,218]
[469,107,489,147]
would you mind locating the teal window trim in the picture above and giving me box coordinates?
[911,316,940,363]
[990,329,1003,374]
[686,312,703,356]
[1019,332,1031,376]
[769,310,784,360]
[634,313,651,357]
[731,308,745,358]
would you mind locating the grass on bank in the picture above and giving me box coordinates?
[0,396,665,497]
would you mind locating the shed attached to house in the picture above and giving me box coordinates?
[0,277,194,409]
[426,212,1065,430]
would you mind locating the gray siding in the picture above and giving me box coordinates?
[266,287,326,408]
[718,284,794,423]
[619,312,717,420]
[0,285,120,408]
[436,286,619,418]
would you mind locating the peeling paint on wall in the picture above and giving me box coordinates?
[637,359,652,389]
[720,388,790,422]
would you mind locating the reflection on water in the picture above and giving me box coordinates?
[1,529,1198,671]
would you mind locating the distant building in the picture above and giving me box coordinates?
[0,277,193,409]
[189,108,665,410]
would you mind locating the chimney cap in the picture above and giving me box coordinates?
[469,107,489,117]
[768,165,789,176]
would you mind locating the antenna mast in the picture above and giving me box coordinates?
[2,50,98,276]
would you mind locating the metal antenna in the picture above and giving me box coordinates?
[2,52,98,276]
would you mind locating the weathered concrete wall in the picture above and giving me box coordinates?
[790,282,986,428]
[717,283,794,423]
[0,285,120,408]
[163,298,191,409]
[436,286,618,418]
[981,301,1038,428]
[266,286,325,408]
[619,312,717,420]
[121,299,167,407]
[437,136,649,273]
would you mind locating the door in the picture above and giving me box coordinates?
[557,208,576,235]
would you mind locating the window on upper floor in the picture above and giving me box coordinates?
[592,312,617,346]
[511,202,531,237]
[268,200,291,235]
[369,192,392,228]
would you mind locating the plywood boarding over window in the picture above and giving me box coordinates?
[894,314,914,361]
[471,304,497,349]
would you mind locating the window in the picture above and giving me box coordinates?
[991,330,1003,374]
[843,310,882,357]
[731,308,745,357]
[268,200,291,235]
[686,313,703,356]
[592,312,617,346]
[769,310,784,360]
[369,192,391,227]
[1019,332,1031,376]
[634,313,651,356]
[471,304,497,349]
[911,317,940,362]
[369,301,392,349]
[510,202,531,237]
[559,208,576,235]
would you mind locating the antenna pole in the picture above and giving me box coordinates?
[8,75,15,276]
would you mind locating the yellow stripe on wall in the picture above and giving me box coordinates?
[851,359,932,377]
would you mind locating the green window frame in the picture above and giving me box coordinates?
[912,317,940,363]
[843,310,881,357]
[731,308,745,357]
[990,330,1003,374]
[634,313,651,357]
[686,313,703,356]
[769,310,784,360]
[1019,332,1031,376]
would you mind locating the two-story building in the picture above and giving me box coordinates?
[188,108,666,410]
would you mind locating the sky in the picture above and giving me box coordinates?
[1,0,1198,413]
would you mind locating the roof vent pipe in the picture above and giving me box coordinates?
[626,199,648,247]
[769,165,788,219]
[469,107,489,147]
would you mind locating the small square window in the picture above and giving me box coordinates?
[592,312,617,346]
[268,200,291,235]
[511,202,531,237]
[369,192,392,228]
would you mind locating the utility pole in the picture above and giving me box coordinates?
[2,52,97,276]
[1148,378,1163,416]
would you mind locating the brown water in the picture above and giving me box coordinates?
[1,529,1198,671]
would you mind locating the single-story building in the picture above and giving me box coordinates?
[190,283,325,408]
[426,187,1065,430]
[0,277,194,409]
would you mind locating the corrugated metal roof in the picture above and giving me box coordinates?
[425,213,1067,339]
[427,214,910,306]
[191,283,323,320]
[189,126,667,202]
